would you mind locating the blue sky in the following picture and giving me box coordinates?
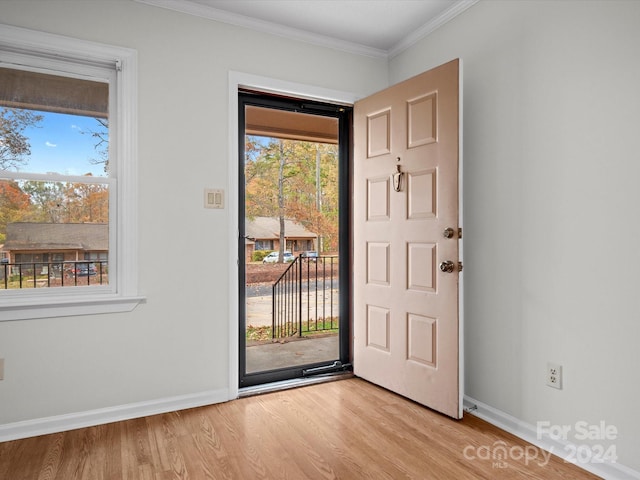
[22,111,107,177]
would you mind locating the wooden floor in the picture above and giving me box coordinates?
[0,378,600,480]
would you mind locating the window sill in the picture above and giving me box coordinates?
[0,295,146,321]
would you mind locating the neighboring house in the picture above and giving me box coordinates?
[2,223,108,266]
[245,216,317,261]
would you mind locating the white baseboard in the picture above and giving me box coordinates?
[5,389,638,480]
[463,396,640,480]
[0,388,230,442]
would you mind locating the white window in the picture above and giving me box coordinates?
[255,240,274,251]
[0,24,142,320]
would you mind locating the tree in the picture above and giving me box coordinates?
[276,139,287,261]
[0,107,43,170]
[64,179,109,223]
[81,118,109,173]
[245,136,340,257]
[21,177,108,224]
[0,180,31,243]
[23,181,67,223]
[246,138,297,262]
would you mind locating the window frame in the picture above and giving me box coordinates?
[254,240,274,251]
[0,24,143,321]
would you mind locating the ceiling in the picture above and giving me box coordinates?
[136,0,479,58]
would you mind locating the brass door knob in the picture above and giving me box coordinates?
[439,260,455,273]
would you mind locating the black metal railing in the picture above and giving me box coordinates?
[272,255,339,339]
[0,261,109,289]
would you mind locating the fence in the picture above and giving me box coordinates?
[0,261,109,289]
[272,256,339,338]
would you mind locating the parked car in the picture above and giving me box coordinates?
[262,251,294,263]
[301,251,318,262]
[68,263,97,276]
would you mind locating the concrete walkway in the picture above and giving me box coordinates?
[246,335,339,373]
[246,295,273,327]
[246,289,339,327]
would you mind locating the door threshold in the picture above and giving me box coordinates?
[239,371,354,398]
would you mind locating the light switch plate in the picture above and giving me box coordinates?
[204,189,224,209]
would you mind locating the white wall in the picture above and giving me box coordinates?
[0,0,386,424]
[390,0,640,471]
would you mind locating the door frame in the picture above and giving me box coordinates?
[237,90,352,387]
[227,70,463,408]
[227,71,358,399]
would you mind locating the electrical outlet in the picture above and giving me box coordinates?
[0,358,4,381]
[547,362,562,389]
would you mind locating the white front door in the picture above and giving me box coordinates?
[353,59,462,418]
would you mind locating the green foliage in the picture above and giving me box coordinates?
[252,250,272,262]
[267,317,340,341]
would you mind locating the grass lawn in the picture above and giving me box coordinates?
[247,317,339,342]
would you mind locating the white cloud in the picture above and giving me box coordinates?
[45,141,57,147]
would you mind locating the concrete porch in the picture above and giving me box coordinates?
[246,334,339,373]
[246,293,340,373]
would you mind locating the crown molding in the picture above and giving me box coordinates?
[135,0,479,59]
[134,0,387,58]
[388,0,480,58]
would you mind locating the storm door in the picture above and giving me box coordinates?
[238,91,351,388]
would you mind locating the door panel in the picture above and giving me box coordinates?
[353,59,461,418]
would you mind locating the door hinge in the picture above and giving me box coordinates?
[458,227,462,239]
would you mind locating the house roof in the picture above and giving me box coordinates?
[246,217,317,240]
[3,223,108,251]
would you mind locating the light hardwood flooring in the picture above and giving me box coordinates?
[0,378,600,479]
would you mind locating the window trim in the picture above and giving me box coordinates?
[0,24,144,321]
